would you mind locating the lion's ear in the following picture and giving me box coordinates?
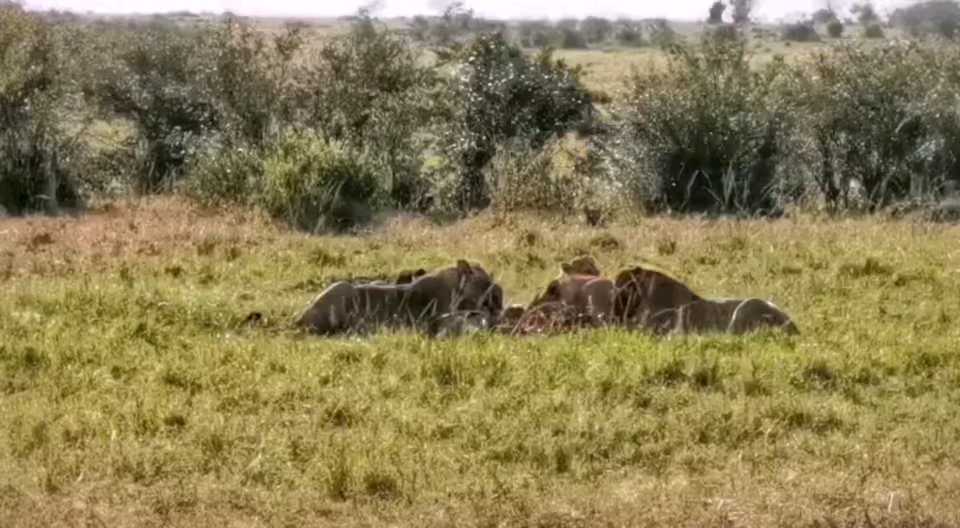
[561,262,573,274]
[456,259,473,276]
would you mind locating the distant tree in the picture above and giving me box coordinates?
[827,19,845,37]
[581,16,613,43]
[730,0,754,24]
[812,8,838,24]
[890,1,960,39]
[852,2,879,25]
[708,1,727,24]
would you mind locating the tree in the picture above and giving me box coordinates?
[812,8,838,24]
[708,1,727,24]
[730,0,754,24]
[581,16,613,43]
[852,2,879,25]
[827,19,845,37]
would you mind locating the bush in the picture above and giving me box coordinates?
[0,5,84,215]
[615,32,794,214]
[485,139,581,213]
[184,144,263,207]
[439,33,593,211]
[581,17,612,43]
[647,19,677,48]
[91,16,300,194]
[708,1,726,24]
[864,24,885,39]
[92,23,221,192]
[297,12,435,209]
[827,20,845,38]
[558,27,588,49]
[790,43,943,209]
[783,22,820,42]
[257,132,380,233]
[614,20,645,47]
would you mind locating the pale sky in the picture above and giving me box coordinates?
[26,0,918,22]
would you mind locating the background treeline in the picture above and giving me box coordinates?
[4,2,960,230]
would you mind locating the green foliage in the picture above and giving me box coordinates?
[439,33,592,211]
[783,21,821,42]
[0,5,84,215]
[92,17,301,193]
[827,20,845,38]
[184,144,263,207]
[297,12,435,209]
[558,26,588,49]
[708,1,726,24]
[891,1,960,39]
[92,22,220,192]
[485,138,582,213]
[614,19,645,47]
[580,17,612,43]
[647,19,678,48]
[864,23,886,38]
[790,43,946,209]
[617,33,794,214]
[257,132,379,233]
[812,8,838,24]
[730,0,754,24]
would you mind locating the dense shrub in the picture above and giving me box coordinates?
[438,33,593,211]
[558,27,589,49]
[615,33,794,214]
[91,23,220,192]
[783,22,820,42]
[485,139,580,213]
[647,19,678,48]
[827,20,845,38]
[614,20,645,47]
[258,132,379,233]
[581,17,613,43]
[790,43,944,209]
[0,5,84,214]
[864,23,885,39]
[297,12,435,209]
[708,1,726,24]
[184,144,264,207]
[891,1,960,39]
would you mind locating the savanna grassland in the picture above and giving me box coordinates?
[3,197,960,527]
[6,4,960,526]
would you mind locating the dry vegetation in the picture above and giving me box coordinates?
[3,198,960,526]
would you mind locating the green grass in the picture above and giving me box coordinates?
[2,199,960,526]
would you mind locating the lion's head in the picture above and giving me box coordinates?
[560,255,602,277]
[613,264,703,323]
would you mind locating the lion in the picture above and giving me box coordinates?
[528,257,615,326]
[647,298,799,336]
[614,264,798,336]
[295,260,502,335]
[560,255,602,277]
[613,264,703,326]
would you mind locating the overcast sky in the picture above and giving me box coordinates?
[26,0,918,22]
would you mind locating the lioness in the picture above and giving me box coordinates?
[614,264,798,336]
[613,265,703,326]
[561,255,602,277]
[295,260,502,335]
[529,257,615,326]
[647,298,799,336]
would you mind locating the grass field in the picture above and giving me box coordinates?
[2,197,960,526]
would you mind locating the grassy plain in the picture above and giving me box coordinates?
[2,197,960,526]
